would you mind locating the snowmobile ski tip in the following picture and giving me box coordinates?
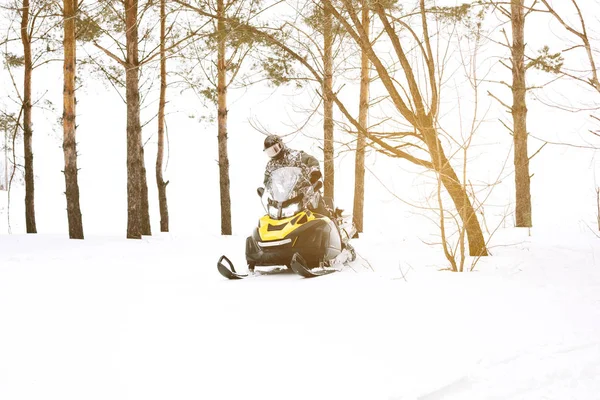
[217,255,248,279]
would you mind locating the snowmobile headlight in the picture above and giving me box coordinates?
[268,205,279,219]
[281,202,301,218]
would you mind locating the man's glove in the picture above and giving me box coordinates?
[309,169,322,184]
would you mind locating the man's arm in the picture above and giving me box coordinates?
[300,151,322,183]
[300,151,320,170]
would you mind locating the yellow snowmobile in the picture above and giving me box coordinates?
[217,167,355,278]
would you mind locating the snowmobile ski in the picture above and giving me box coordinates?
[289,253,338,278]
[217,255,293,280]
[217,256,248,279]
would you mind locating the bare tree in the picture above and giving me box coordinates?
[156,0,169,232]
[323,1,334,200]
[596,185,600,231]
[91,0,197,238]
[487,0,563,228]
[352,0,369,235]
[540,0,600,95]
[80,0,150,238]
[0,112,19,194]
[432,17,495,271]
[125,0,148,238]
[327,0,488,256]
[215,0,232,235]
[539,0,600,140]
[20,0,37,233]
[511,0,532,228]
[62,0,84,239]
[1,0,61,233]
[174,0,272,235]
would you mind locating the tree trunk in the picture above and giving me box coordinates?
[125,0,144,239]
[139,142,151,235]
[62,0,84,239]
[4,128,8,190]
[156,0,169,232]
[423,123,488,257]
[353,0,369,234]
[323,1,335,201]
[217,0,232,235]
[21,0,36,233]
[511,0,532,227]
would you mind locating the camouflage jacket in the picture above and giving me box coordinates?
[263,148,320,186]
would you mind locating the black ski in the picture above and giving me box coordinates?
[217,255,292,280]
[217,256,249,279]
[217,254,340,279]
[289,253,338,278]
[217,256,247,279]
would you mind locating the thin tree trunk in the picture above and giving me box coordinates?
[139,142,151,235]
[62,0,83,239]
[4,129,8,190]
[125,0,143,239]
[423,124,488,257]
[217,0,231,235]
[21,0,36,233]
[511,0,532,227]
[323,1,334,200]
[353,0,369,234]
[596,187,600,231]
[156,0,169,232]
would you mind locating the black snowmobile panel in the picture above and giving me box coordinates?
[246,216,342,269]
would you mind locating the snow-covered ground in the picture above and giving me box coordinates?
[1,225,600,400]
[2,8,600,397]
[2,90,600,398]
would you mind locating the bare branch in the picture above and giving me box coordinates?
[93,41,126,66]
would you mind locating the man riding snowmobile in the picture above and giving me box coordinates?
[216,134,356,279]
[262,134,333,218]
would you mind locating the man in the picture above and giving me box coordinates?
[262,134,357,256]
[262,134,331,217]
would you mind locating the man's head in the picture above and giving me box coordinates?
[263,135,285,159]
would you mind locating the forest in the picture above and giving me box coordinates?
[1,0,599,270]
[3,2,600,399]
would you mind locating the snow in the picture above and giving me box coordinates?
[3,89,600,398]
[1,226,600,400]
[2,91,600,398]
[3,6,600,399]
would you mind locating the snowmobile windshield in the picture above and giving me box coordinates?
[267,167,303,203]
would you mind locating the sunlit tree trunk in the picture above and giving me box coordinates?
[139,142,151,235]
[125,0,145,239]
[156,0,169,232]
[353,0,369,234]
[62,0,83,239]
[323,1,334,200]
[511,0,532,227]
[217,0,232,235]
[344,0,488,256]
[422,123,487,256]
[3,129,7,190]
[20,0,36,233]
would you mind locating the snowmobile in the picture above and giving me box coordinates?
[217,166,356,278]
